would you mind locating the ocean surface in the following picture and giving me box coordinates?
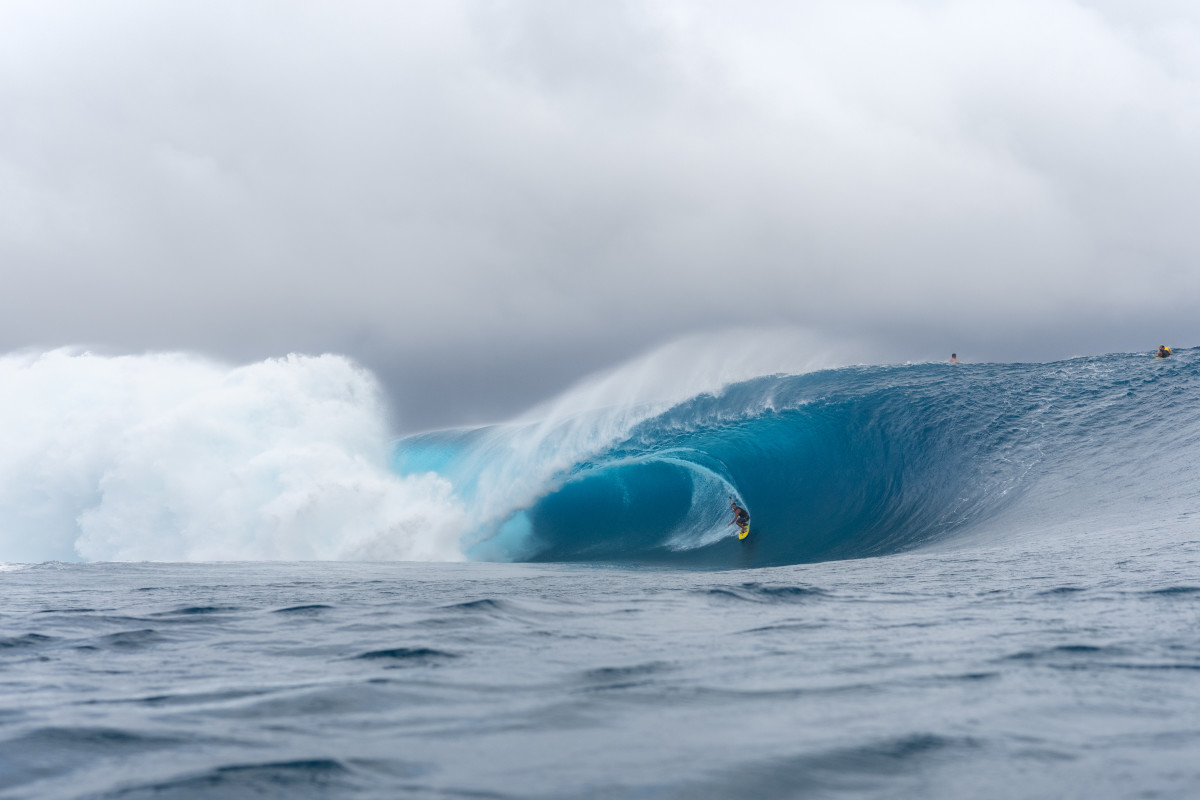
[2,347,1199,797]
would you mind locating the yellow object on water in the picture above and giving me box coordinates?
[738,524,750,540]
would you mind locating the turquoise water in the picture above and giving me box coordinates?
[397,350,1198,567]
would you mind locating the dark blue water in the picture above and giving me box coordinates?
[398,350,1200,569]
[4,351,1200,797]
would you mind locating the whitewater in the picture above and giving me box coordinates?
[2,343,1199,798]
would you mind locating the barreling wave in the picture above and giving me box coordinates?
[395,348,1200,567]
[2,342,1196,566]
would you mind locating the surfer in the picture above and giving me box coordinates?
[729,498,750,539]
[1156,345,1172,359]
[949,353,960,363]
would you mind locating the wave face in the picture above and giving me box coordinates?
[3,345,1195,566]
[394,349,1200,567]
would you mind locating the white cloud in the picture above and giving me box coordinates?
[2,0,1198,426]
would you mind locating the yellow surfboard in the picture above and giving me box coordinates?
[738,524,750,540]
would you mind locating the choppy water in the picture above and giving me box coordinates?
[4,518,1199,799]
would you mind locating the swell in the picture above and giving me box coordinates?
[395,349,1200,567]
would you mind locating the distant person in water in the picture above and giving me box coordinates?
[729,498,750,533]
[949,353,960,363]
[1157,345,1172,359]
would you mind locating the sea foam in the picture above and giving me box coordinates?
[0,350,464,563]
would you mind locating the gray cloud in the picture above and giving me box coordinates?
[3,0,1199,429]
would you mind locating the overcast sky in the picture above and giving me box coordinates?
[3,0,1199,429]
